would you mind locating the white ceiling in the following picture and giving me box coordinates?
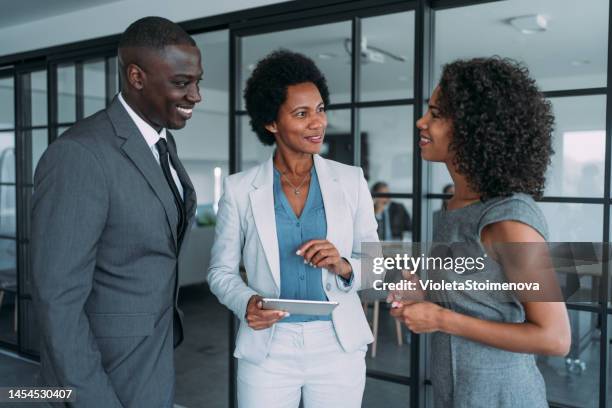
[0,0,124,28]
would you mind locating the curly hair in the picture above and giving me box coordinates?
[244,49,330,145]
[437,57,554,200]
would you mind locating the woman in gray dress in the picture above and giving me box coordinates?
[391,57,571,407]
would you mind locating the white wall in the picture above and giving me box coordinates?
[0,0,286,57]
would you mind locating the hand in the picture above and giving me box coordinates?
[386,270,425,303]
[389,300,445,334]
[245,295,288,330]
[297,239,352,279]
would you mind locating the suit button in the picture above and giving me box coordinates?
[326,283,332,291]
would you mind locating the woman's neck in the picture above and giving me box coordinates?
[273,147,313,176]
[446,162,480,209]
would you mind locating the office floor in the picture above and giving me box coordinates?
[0,285,608,408]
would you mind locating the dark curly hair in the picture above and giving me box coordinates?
[244,49,330,145]
[437,57,554,200]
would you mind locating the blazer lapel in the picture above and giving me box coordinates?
[249,156,281,290]
[106,97,179,247]
[314,155,347,253]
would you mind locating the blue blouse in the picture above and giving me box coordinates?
[273,166,330,322]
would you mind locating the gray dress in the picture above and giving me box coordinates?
[430,193,549,408]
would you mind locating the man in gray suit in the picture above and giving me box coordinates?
[31,17,202,407]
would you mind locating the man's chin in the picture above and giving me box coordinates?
[167,119,187,130]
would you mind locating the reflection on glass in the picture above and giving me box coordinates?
[0,78,14,129]
[0,132,15,184]
[546,96,605,198]
[84,60,106,117]
[0,238,17,345]
[360,11,415,101]
[32,129,48,181]
[241,21,351,109]
[360,106,413,192]
[30,71,47,127]
[57,64,76,123]
[362,377,409,408]
[322,109,351,165]
[538,203,602,242]
[434,0,609,91]
[537,310,599,408]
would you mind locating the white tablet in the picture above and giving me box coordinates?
[261,298,339,316]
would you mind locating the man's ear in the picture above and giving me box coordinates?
[264,122,277,134]
[126,63,146,91]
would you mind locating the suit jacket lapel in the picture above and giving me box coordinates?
[106,97,179,247]
[314,155,346,252]
[249,156,281,290]
[166,132,197,223]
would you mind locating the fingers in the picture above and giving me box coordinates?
[297,240,340,267]
[296,239,326,256]
[246,295,288,330]
[247,309,287,330]
[311,250,340,268]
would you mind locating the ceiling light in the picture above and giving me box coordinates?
[570,59,591,67]
[317,53,336,60]
[508,14,548,34]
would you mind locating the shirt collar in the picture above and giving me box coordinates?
[118,92,167,148]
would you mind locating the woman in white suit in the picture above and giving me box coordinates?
[207,50,379,408]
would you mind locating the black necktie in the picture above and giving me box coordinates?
[155,138,186,247]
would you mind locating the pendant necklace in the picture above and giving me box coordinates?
[282,171,309,196]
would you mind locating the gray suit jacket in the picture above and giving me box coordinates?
[31,97,197,408]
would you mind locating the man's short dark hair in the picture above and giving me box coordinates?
[371,181,389,195]
[244,49,330,146]
[118,16,195,50]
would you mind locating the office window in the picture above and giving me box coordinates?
[538,203,603,242]
[31,129,48,182]
[547,96,606,198]
[57,64,76,124]
[30,71,47,127]
[0,78,14,129]
[537,310,599,408]
[240,114,274,170]
[359,11,415,101]
[83,59,106,117]
[433,0,609,92]
[360,106,413,193]
[0,132,14,184]
[240,21,352,109]
[321,109,352,165]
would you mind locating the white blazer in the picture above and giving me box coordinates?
[207,154,378,364]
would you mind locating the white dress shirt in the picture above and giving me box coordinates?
[118,93,184,200]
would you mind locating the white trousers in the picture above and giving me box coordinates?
[237,321,366,408]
